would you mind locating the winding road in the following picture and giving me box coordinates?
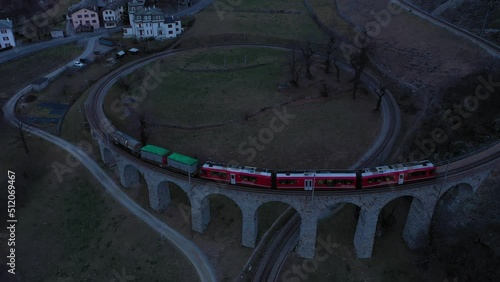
[2,41,218,282]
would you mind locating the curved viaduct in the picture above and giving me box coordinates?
[96,139,497,259]
[86,45,499,259]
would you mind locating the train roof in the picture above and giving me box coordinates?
[202,162,272,176]
[168,153,198,166]
[276,170,356,178]
[361,160,435,176]
[141,145,169,156]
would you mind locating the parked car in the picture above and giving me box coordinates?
[73,61,84,67]
[80,58,91,64]
[93,50,101,55]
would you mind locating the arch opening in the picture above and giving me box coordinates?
[122,164,147,194]
[157,181,192,226]
[255,201,299,245]
[431,183,475,245]
[202,194,243,242]
[373,196,422,258]
[102,147,114,164]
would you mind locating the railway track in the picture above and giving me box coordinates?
[85,43,499,282]
[252,214,301,282]
[397,0,500,56]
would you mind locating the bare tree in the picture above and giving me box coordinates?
[136,112,151,145]
[321,83,328,97]
[349,47,369,100]
[324,35,341,81]
[301,41,315,80]
[287,47,303,87]
[374,85,386,111]
[14,121,30,154]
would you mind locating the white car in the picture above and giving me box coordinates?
[74,61,84,67]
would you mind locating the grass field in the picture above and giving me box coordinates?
[178,0,328,46]
[103,46,382,170]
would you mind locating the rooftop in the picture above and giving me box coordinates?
[0,19,13,29]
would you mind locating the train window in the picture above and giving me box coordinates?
[326,179,334,186]
[289,180,297,185]
[334,180,344,185]
[316,180,325,185]
[279,179,287,185]
[430,169,436,174]
[345,180,353,185]
[242,175,256,181]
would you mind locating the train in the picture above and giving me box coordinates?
[110,132,437,190]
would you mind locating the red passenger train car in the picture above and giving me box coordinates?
[360,161,437,188]
[199,162,273,188]
[198,160,437,190]
[275,171,357,190]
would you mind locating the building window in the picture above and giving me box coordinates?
[92,20,96,23]
[85,20,90,24]
[84,14,89,18]
[176,28,179,32]
[0,30,6,34]
[91,14,95,17]
[168,24,172,28]
[3,37,8,40]
[168,31,173,34]
[77,15,82,18]
[5,43,11,47]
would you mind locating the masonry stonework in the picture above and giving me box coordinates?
[99,141,493,259]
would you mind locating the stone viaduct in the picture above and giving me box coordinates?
[96,136,493,259]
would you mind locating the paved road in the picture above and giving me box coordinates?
[0,28,120,65]
[0,0,216,65]
[2,40,218,282]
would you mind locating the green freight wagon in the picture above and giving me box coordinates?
[140,145,169,165]
[167,153,198,174]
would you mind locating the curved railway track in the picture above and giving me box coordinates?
[397,0,500,56]
[85,43,499,282]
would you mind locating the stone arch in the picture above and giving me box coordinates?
[438,182,474,210]
[255,201,300,245]
[192,193,244,245]
[430,182,475,244]
[102,147,114,164]
[316,201,362,255]
[120,163,143,188]
[151,180,192,218]
[372,195,426,257]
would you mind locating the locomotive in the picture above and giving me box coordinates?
[110,131,437,190]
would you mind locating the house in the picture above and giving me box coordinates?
[0,18,16,49]
[102,0,124,29]
[123,0,183,40]
[68,0,100,32]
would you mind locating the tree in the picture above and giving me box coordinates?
[301,41,315,80]
[14,121,30,154]
[374,84,386,111]
[287,47,303,87]
[136,112,151,145]
[349,47,369,100]
[324,35,340,81]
